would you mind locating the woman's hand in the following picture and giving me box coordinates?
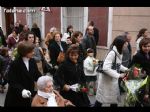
[63,84,70,91]
[119,73,126,78]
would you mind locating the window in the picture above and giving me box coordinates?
[26,7,42,29]
[61,7,88,34]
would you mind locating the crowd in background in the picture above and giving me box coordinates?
[0,20,150,107]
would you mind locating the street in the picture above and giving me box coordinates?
[0,84,125,107]
[0,84,97,107]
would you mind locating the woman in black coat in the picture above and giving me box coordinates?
[54,44,90,107]
[48,31,68,69]
[129,38,150,77]
[129,38,150,106]
[4,41,41,107]
[31,23,41,43]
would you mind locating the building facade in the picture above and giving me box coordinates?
[1,7,150,59]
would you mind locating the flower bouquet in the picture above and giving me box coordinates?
[123,64,149,106]
[76,84,88,93]
[12,48,20,60]
[70,83,88,93]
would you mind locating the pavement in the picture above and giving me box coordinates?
[0,84,126,107]
[0,84,97,107]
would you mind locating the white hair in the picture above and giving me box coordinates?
[37,75,53,91]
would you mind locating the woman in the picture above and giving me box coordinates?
[31,23,41,43]
[32,75,74,107]
[129,38,150,106]
[0,27,7,47]
[136,28,149,52]
[130,38,150,78]
[44,32,53,48]
[7,28,19,49]
[54,44,90,107]
[61,25,73,43]
[4,41,41,106]
[48,31,68,70]
[72,31,86,64]
[33,37,43,74]
[95,35,129,107]
[0,47,11,93]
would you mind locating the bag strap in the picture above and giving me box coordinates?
[102,49,117,63]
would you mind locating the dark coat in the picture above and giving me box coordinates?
[54,58,90,107]
[129,51,150,76]
[4,57,41,107]
[48,41,68,67]
[93,27,99,45]
[78,44,86,68]
[82,34,97,58]
[31,28,41,42]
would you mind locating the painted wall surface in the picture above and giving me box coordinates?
[88,7,109,46]
[45,7,61,36]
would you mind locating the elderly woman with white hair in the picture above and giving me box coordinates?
[31,75,74,107]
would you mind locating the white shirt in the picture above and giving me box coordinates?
[83,56,98,76]
[22,57,30,71]
[136,36,144,52]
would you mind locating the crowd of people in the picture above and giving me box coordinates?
[0,20,150,107]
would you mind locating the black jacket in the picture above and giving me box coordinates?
[82,34,97,58]
[4,57,41,107]
[129,51,150,76]
[93,27,99,45]
[48,41,68,66]
[31,28,41,42]
[54,58,90,107]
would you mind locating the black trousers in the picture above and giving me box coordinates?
[94,100,118,107]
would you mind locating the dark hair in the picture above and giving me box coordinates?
[12,28,19,35]
[136,28,148,41]
[0,47,8,56]
[17,41,35,57]
[25,31,36,43]
[88,21,94,26]
[72,31,83,44]
[110,35,127,54]
[87,48,94,53]
[139,38,150,51]
[123,32,129,36]
[66,44,79,58]
[66,25,73,33]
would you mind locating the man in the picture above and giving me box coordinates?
[122,32,132,67]
[88,21,99,45]
[82,25,97,58]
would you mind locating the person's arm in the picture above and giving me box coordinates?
[53,90,75,107]
[32,59,42,81]
[53,64,66,89]
[49,45,57,67]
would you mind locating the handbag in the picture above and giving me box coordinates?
[96,50,118,73]
[57,52,65,64]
